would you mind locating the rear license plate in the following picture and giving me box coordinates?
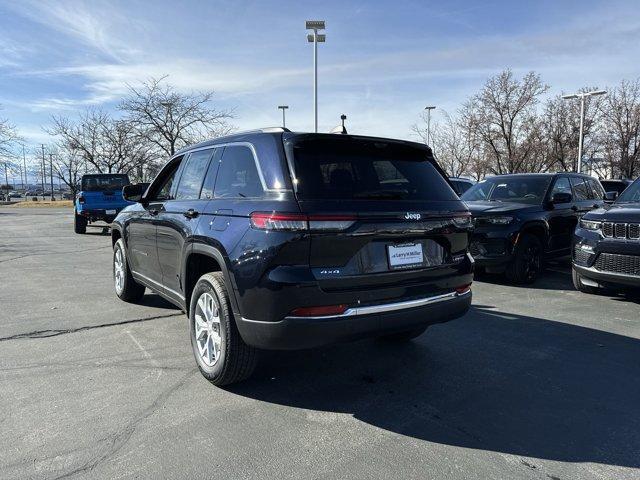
[388,243,424,270]
[106,209,116,215]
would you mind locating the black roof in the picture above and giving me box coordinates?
[174,128,432,157]
[484,172,594,179]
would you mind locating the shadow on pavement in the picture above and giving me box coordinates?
[229,305,640,468]
[138,293,181,310]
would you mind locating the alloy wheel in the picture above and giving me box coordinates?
[194,292,222,367]
[114,247,125,294]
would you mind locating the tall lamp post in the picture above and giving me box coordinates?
[49,153,55,201]
[306,20,325,133]
[278,105,289,128]
[424,106,436,146]
[562,89,607,173]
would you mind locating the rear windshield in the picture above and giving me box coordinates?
[288,137,457,201]
[81,174,130,192]
[462,176,552,204]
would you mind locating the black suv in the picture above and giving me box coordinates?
[573,177,640,293]
[461,173,606,284]
[111,129,474,385]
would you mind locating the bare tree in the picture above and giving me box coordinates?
[0,109,20,158]
[47,109,154,176]
[462,70,549,174]
[415,111,479,177]
[120,76,234,157]
[541,89,603,173]
[598,78,640,179]
[50,148,84,197]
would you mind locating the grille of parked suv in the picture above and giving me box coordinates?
[573,245,594,266]
[602,222,640,240]
[594,253,640,276]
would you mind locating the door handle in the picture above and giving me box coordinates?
[149,209,159,216]
[183,209,199,219]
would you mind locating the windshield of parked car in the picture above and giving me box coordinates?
[81,174,130,192]
[289,137,458,201]
[461,176,552,204]
[615,179,640,203]
[601,180,630,194]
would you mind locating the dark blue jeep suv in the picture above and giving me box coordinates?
[111,128,474,385]
[573,176,640,293]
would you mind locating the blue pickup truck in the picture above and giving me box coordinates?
[74,173,132,234]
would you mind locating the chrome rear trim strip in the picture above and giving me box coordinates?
[283,289,471,320]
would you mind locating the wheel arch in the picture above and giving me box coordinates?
[519,221,549,249]
[183,242,240,317]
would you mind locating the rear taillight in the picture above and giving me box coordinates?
[78,196,85,204]
[455,283,472,294]
[290,304,349,317]
[250,212,356,232]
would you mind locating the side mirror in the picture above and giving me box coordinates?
[604,191,618,202]
[551,192,572,204]
[123,183,149,203]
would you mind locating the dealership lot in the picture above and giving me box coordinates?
[1,207,639,480]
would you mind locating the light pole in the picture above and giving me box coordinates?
[562,89,607,173]
[278,105,289,128]
[424,106,436,146]
[22,144,27,190]
[40,144,46,199]
[49,153,55,201]
[306,20,325,133]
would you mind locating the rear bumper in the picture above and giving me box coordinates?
[236,289,471,350]
[76,208,124,223]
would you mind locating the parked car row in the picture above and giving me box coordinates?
[96,128,637,386]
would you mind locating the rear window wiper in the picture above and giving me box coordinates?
[353,191,408,200]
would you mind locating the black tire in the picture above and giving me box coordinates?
[189,272,258,386]
[74,211,87,234]
[113,238,145,302]
[505,233,543,284]
[572,267,600,294]
[379,326,428,342]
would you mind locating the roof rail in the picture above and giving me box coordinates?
[259,127,291,133]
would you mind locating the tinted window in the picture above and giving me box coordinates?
[451,180,473,195]
[616,179,640,203]
[588,178,605,199]
[462,176,552,204]
[174,150,213,200]
[290,138,457,201]
[214,146,263,198]
[550,177,572,198]
[200,148,220,200]
[151,159,182,201]
[570,177,590,201]
[81,174,130,192]
[601,181,629,194]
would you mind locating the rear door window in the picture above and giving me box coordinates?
[290,138,457,201]
[214,145,264,198]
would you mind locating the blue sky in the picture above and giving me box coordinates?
[1,0,639,148]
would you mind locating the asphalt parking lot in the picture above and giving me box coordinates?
[1,207,639,480]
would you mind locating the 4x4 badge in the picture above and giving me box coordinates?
[404,212,422,221]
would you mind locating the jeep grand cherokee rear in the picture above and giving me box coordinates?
[112,130,474,385]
